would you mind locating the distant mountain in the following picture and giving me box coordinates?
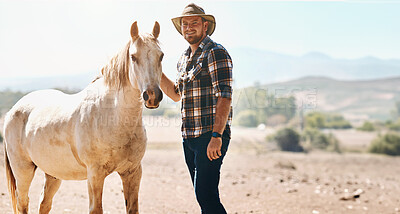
[230,48,400,88]
[2,47,400,121]
[0,72,96,92]
[260,76,400,121]
[1,48,400,92]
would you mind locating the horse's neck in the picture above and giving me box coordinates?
[86,66,143,127]
[113,74,142,114]
[113,87,143,114]
[116,88,144,127]
[88,78,143,127]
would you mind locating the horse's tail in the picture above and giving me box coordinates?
[4,142,17,214]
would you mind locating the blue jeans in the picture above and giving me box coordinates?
[183,131,230,214]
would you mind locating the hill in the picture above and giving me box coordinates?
[230,48,400,88]
[0,72,95,92]
[1,76,399,122]
[261,76,400,121]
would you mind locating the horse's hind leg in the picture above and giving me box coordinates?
[118,164,142,214]
[39,174,62,214]
[13,162,37,214]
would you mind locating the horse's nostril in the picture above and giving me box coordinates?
[158,90,163,101]
[143,91,149,101]
[155,87,163,102]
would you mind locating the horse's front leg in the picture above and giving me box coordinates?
[118,164,142,214]
[87,167,107,214]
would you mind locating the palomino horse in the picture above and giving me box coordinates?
[3,21,163,214]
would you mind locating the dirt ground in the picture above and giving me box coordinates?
[1,123,400,214]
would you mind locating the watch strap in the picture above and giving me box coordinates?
[212,132,222,138]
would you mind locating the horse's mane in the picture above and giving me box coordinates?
[99,41,131,90]
[97,34,159,90]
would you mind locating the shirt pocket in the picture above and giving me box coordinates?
[187,51,209,82]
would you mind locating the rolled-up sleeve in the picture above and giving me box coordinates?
[175,60,183,97]
[208,46,233,99]
[174,82,181,96]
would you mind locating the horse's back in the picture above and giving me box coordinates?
[4,89,88,180]
[4,89,63,139]
[4,89,78,139]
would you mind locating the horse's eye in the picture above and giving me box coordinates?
[131,55,137,62]
[160,53,164,62]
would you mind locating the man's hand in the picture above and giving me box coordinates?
[160,72,181,102]
[207,137,222,161]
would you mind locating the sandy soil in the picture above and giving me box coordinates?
[1,122,400,213]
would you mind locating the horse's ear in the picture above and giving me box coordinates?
[130,21,139,41]
[152,21,160,39]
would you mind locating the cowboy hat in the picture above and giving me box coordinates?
[171,3,216,36]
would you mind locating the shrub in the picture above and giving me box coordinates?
[312,132,330,149]
[305,112,352,129]
[305,112,325,129]
[386,119,400,131]
[389,124,400,131]
[274,128,303,152]
[357,121,375,132]
[327,120,352,129]
[368,133,400,156]
[235,110,258,127]
[325,133,341,153]
[233,86,297,127]
[302,128,341,153]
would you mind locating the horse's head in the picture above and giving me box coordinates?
[128,21,164,109]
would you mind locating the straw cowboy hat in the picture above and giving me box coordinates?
[172,3,216,36]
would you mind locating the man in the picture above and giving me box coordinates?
[160,3,233,214]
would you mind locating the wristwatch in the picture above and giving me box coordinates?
[212,132,222,138]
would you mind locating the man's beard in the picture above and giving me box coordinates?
[185,33,203,45]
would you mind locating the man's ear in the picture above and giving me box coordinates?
[204,21,209,34]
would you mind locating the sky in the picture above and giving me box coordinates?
[0,0,399,79]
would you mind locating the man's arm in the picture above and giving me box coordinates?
[206,46,233,161]
[207,96,231,161]
[213,97,232,135]
[160,72,181,102]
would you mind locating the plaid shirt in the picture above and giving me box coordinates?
[175,36,233,139]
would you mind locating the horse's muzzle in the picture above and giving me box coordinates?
[143,87,163,109]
